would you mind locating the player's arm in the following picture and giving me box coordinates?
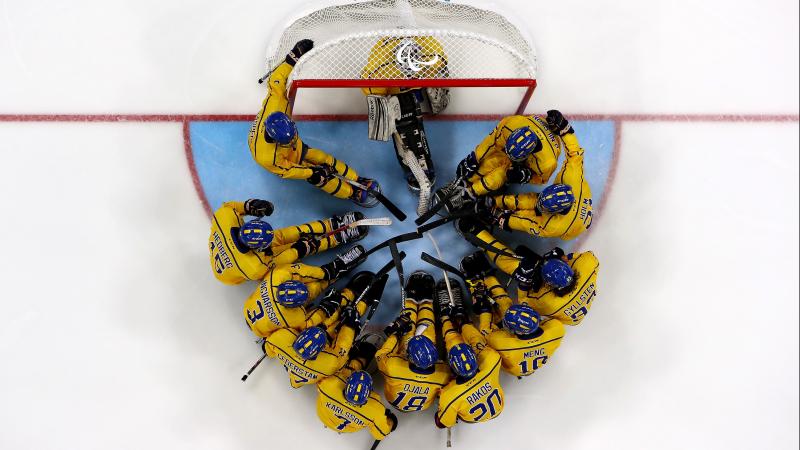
[461,323,488,353]
[368,404,397,441]
[271,153,315,180]
[375,334,400,372]
[475,229,520,276]
[435,395,459,428]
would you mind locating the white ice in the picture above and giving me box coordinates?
[0,1,797,450]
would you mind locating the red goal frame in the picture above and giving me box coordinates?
[288,78,537,116]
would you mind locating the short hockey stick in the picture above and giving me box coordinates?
[308,217,392,241]
[241,337,267,382]
[334,174,407,221]
[364,232,423,257]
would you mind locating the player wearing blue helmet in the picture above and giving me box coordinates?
[244,246,368,339]
[479,110,594,241]
[376,271,452,412]
[316,343,398,441]
[451,111,564,200]
[467,227,601,327]
[248,39,380,205]
[209,198,368,285]
[434,277,505,428]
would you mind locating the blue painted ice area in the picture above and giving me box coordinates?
[191,120,614,324]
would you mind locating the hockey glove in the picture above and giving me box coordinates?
[318,290,344,317]
[307,164,336,187]
[244,199,274,217]
[460,251,494,281]
[387,410,399,431]
[472,293,493,315]
[546,110,574,136]
[340,305,362,333]
[285,39,314,66]
[291,236,321,259]
[513,257,539,291]
[507,165,533,184]
[455,153,478,179]
[383,314,413,337]
[542,247,566,261]
[455,217,485,238]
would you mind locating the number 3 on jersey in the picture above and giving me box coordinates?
[468,389,502,421]
[389,391,426,411]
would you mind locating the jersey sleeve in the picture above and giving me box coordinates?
[367,403,394,441]
[554,133,586,189]
[286,262,328,283]
[220,201,246,217]
[461,323,488,353]
[375,334,400,373]
[484,275,512,314]
[472,117,510,163]
[330,325,356,360]
[436,392,459,428]
[475,230,520,276]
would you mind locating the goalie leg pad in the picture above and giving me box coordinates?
[393,91,436,190]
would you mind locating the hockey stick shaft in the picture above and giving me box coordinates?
[389,241,406,304]
[311,218,393,241]
[241,352,269,382]
[334,174,407,221]
[420,252,467,282]
[414,176,464,225]
[364,232,422,257]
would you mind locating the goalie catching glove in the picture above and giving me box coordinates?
[285,39,313,66]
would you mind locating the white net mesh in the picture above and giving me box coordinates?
[266,0,537,84]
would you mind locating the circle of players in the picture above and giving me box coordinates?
[208,40,600,445]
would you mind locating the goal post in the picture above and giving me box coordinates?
[266,0,539,117]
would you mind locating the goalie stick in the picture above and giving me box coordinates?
[333,174,407,221]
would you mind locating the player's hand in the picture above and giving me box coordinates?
[340,305,362,332]
[460,251,493,281]
[318,290,342,317]
[307,164,336,187]
[507,165,533,184]
[546,110,574,136]
[286,39,314,66]
[455,153,478,179]
[542,247,566,261]
[513,257,538,290]
[291,236,321,259]
[244,199,274,217]
[472,293,493,315]
[349,340,378,364]
[383,314,413,336]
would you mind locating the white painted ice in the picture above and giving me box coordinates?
[0,1,797,449]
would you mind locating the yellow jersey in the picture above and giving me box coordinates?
[247,62,314,180]
[521,251,600,326]
[208,201,273,285]
[470,115,564,187]
[436,348,504,427]
[376,335,452,412]
[243,263,331,338]
[485,318,565,377]
[317,362,395,440]
[361,36,448,96]
[263,326,355,388]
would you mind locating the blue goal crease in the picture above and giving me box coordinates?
[190,120,615,324]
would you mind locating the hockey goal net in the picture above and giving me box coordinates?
[265,0,538,117]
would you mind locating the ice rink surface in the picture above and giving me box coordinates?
[0,1,798,449]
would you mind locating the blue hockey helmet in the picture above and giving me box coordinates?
[447,343,478,379]
[541,258,574,290]
[537,184,575,214]
[238,220,274,250]
[265,112,297,145]
[292,326,327,360]
[503,304,541,335]
[343,370,373,406]
[505,127,541,162]
[276,280,309,307]
[407,335,438,369]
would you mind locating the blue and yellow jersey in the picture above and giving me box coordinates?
[376,334,452,412]
[208,201,273,285]
[247,62,314,180]
[317,359,395,440]
[493,132,593,240]
[436,324,504,427]
[466,115,564,194]
[520,251,600,326]
[243,263,333,338]
[484,318,565,377]
[263,325,355,388]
